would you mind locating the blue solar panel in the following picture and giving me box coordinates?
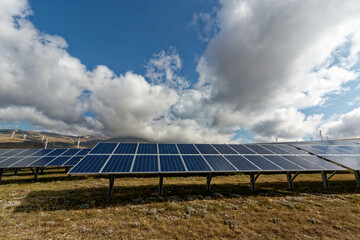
[69,155,110,173]
[136,143,157,154]
[319,155,360,170]
[337,146,360,154]
[228,145,256,154]
[295,145,326,154]
[32,149,55,156]
[76,148,91,155]
[276,145,305,154]
[29,157,56,167]
[159,144,179,154]
[260,145,290,154]
[280,155,323,170]
[0,157,8,163]
[212,144,238,154]
[313,146,350,154]
[102,155,134,173]
[160,155,185,172]
[0,149,11,155]
[224,155,260,171]
[63,156,83,166]
[16,149,41,156]
[245,145,274,154]
[132,155,158,172]
[62,149,81,155]
[300,155,344,170]
[203,155,236,171]
[47,149,68,156]
[114,143,137,154]
[10,157,41,167]
[47,157,72,166]
[1,149,26,157]
[244,155,283,171]
[177,144,199,154]
[0,157,23,168]
[195,144,219,154]
[90,143,118,154]
[182,155,212,172]
[264,156,303,170]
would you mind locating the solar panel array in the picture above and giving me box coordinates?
[69,143,345,175]
[0,148,91,169]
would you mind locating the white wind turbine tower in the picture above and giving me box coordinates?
[318,130,323,141]
[11,131,15,138]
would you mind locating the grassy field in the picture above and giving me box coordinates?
[1,169,360,239]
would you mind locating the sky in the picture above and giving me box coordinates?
[1,0,360,143]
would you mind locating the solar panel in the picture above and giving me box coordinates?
[338,146,360,154]
[294,145,325,154]
[1,149,26,157]
[16,149,41,156]
[319,155,360,170]
[160,155,186,172]
[90,143,118,154]
[312,146,350,154]
[10,157,41,168]
[47,149,68,156]
[276,145,305,154]
[137,143,157,154]
[195,144,219,154]
[0,149,11,155]
[62,149,81,156]
[0,157,8,164]
[300,155,345,170]
[264,155,303,170]
[212,144,238,154]
[182,155,212,172]
[28,157,56,167]
[245,145,274,154]
[102,155,134,173]
[203,155,236,171]
[113,143,137,154]
[31,149,54,156]
[63,156,83,166]
[177,144,199,154]
[0,157,23,167]
[280,155,324,170]
[132,155,158,172]
[260,145,290,154]
[244,155,282,171]
[229,144,257,154]
[224,155,260,171]
[159,144,179,154]
[47,156,72,166]
[69,155,110,173]
[76,148,92,155]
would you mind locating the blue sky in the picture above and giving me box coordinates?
[1,0,360,143]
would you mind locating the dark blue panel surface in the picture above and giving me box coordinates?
[102,155,134,172]
[228,145,256,154]
[212,144,238,154]
[313,146,350,154]
[0,157,8,163]
[1,149,26,157]
[281,155,323,170]
[224,155,260,171]
[90,143,118,154]
[10,157,41,167]
[47,157,71,166]
[319,155,360,170]
[114,143,137,154]
[32,149,55,156]
[203,155,236,171]
[47,149,68,156]
[300,156,344,170]
[245,145,274,154]
[337,146,360,154]
[295,145,326,154]
[264,156,303,170]
[160,155,185,172]
[76,148,92,155]
[276,145,305,154]
[69,155,109,173]
[195,144,219,154]
[182,155,212,172]
[137,143,157,154]
[159,144,179,154]
[0,157,24,168]
[63,156,83,166]
[132,155,158,172]
[177,144,199,154]
[260,145,290,154]
[62,149,81,155]
[244,155,283,171]
[16,149,41,156]
[29,157,56,167]
[0,149,11,155]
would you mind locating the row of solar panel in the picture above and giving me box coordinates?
[0,148,91,157]
[0,149,91,168]
[90,143,307,155]
[294,145,360,155]
[69,154,344,174]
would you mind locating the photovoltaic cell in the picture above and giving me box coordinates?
[212,144,238,154]
[32,149,54,156]
[195,144,219,154]
[276,145,305,154]
[337,146,360,154]
[114,143,137,154]
[203,155,236,171]
[177,144,199,154]
[69,155,110,173]
[47,149,68,156]
[102,155,134,173]
[244,155,283,171]
[28,157,56,167]
[245,145,274,154]
[300,155,344,170]
[182,155,211,172]
[47,157,72,166]
[63,156,83,166]
[16,149,41,156]
[295,145,326,155]
[1,149,26,157]
[159,144,179,154]
[313,146,350,154]
[319,155,360,170]
[132,155,158,172]
[228,145,256,154]
[160,155,186,172]
[0,149,11,155]
[0,157,23,168]
[10,157,40,167]
[280,155,323,170]
[264,156,303,170]
[76,148,91,155]
[62,149,81,155]
[137,143,157,154]
[260,145,290,154]
[224,155,260,171]
[90,143,117,154]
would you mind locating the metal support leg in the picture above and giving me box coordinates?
[0,168,4,182]
[108,175,115,197]
[286,172,299,190]
[68,174,71,180]
[206,174,212,191]
[34,167,40,181]
[321,171,329,189]
[40,167,44,174]
[14,168,18,175]
[250,173,261,191]
[65,167,69,173]
[158,176,164,195]
[354,171,360,187]
[30,167,35,175]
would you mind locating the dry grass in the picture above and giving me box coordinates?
[1,169,360,239]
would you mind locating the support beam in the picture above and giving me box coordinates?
[250,172,261,191]
[65,167,69,173]
[354,171,360,187]
[0,168,4,182]
[34,167,40,181]
[30,167,35,175]
[158,176,164,195]
[14,168,18,175]
[40,167,44,174]
[206,173,213,191]
[286,172,299,190]
[108,175,115,197]
[321,171,336,189]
